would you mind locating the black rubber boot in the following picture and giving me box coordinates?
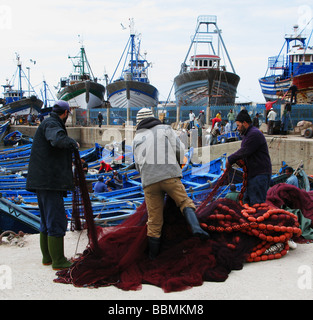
[183,207,210,240]
[148,237,161,260]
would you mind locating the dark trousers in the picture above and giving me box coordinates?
[244,174,271,206]
[37,190,68,237]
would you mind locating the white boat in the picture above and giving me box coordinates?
[57,41,105,109]
[106,19,159,110]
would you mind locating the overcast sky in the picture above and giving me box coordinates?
[1,0,312,104]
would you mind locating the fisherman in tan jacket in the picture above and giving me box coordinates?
[133,108,209,260]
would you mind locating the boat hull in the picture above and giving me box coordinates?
[293,72,313,104]
[0,96,43,115]
[106,80,159,109]
[259,72,313,103]
[259,77,292,102]
[174,69,240,106]
[57,81,105,109]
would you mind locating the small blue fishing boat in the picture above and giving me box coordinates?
[3,130,33,146]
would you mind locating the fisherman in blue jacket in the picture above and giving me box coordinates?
[226,110,272,206]
[26,100,79,270]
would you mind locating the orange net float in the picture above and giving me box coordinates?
[199,159,302,263]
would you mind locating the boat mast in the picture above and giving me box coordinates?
[16,53,23,99]
[130,18,135,77]
[179,15,236,74]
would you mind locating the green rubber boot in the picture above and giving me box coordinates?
[40,232,52,266]
[47,236,72,270]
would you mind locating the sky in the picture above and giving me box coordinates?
[0,0,313,105]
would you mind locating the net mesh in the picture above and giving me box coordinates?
[54,152,303,292]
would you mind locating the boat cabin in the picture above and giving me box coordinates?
[189,54,221,71]
[69,72,90,85]
[2,81,22,104]
[288,46,313,76]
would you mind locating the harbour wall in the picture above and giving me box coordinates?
[11,125,313,175]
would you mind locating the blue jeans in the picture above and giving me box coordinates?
[244,174,271,206]
[37,190,68,237]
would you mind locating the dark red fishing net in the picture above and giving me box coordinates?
[54,153,303,292]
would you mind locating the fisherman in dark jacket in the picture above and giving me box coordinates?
[226,110,272,206]
[26,100,79,270]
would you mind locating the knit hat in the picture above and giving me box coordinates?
[235,110,252,123]
[136,108,153,125]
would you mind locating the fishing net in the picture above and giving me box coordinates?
[54,152,302,292]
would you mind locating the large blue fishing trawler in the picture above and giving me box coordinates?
[174,15,240,108]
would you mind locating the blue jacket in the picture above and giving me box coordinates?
[228,125,272,178]
[94,181,108,193]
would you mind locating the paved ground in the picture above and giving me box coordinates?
[1,231,312,300]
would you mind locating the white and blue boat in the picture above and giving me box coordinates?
[259,24,313,103]
[106,19,159,110]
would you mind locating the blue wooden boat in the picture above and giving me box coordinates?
[3,130,33,146]
[0,121,10,142]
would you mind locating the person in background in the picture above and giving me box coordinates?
[189,110,196,129]
[210,123,220,145]
[225,184,239,202]
[288,85,297,104]
[81,158,88,174]
[285,166,299,188]
[252,113,260,128]
[99,160,113,173]
[106,170,123,190]
[98,112,104,128]
[26,100,79,270]
[267,108,277,134]
[216,111,222,120]
[94,176,110,193]
[211,117,221,132]
[133,108,209,259]
[197,110,205,128]
[224,120,231,134]
[226,110,272,206]
[227,109,235,131]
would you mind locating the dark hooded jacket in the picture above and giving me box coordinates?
[26,112,77,192]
